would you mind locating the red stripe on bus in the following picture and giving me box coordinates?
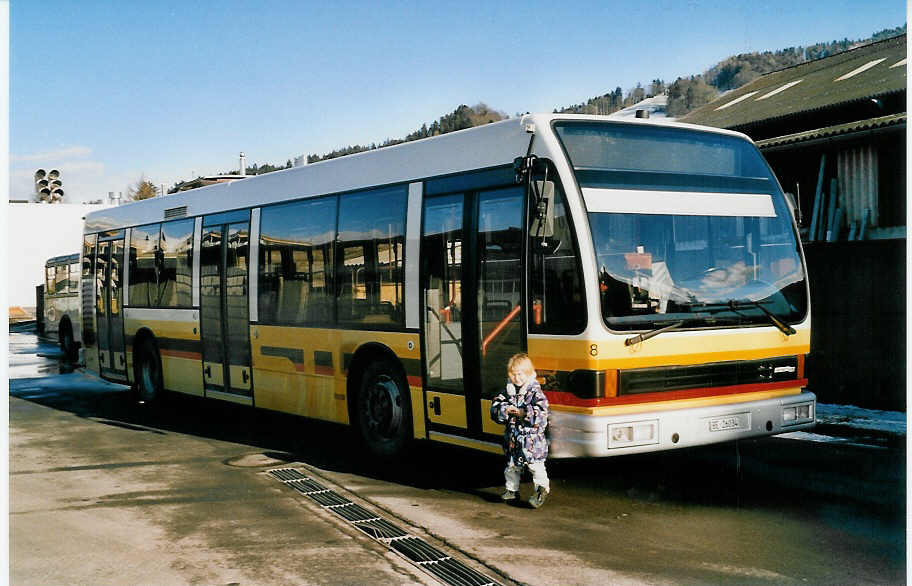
[407,375,422,387]
[545,379,808,408]
[160,349,202,360]
[314,365,334,376]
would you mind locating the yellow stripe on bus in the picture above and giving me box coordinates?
[528,327,810,371]
[428,432,503,455]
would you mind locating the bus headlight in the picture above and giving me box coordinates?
[608,420,659,448]
[782,403,814,425]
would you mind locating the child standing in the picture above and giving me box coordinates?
[490,353,550,508]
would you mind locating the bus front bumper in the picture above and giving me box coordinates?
[548,391,816,458]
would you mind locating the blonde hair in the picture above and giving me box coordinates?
[507,353,534,375]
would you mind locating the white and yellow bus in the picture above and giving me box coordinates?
[42,253,82,359]
[81,113,815,458]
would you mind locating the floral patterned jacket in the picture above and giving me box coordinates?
[490,375,549,465]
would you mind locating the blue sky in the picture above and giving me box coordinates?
[10,0,906,203]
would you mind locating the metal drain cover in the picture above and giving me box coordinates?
[268,467,502,586]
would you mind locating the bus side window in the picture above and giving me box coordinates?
[46,266,55,296]
[528,167,586,334]
[54,265,66,295]
[160,218,194,308]
[129,223,161,307]
[258,196,337,326]
[68,262,79,292]
[336,187,406,328]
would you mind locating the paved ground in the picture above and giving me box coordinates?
[8,331,907,585]
[10,378,459,584]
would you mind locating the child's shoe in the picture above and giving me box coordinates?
[528,486,549,508]
[501,489,518,501]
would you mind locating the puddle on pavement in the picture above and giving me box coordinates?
[225,452,296,468]
[8,330,80,378]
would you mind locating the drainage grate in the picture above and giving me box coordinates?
[268,467,501,586]
[353,517,409,539]
[391,536,448,563]
[269,468,307,482]
[332,502,379,522]
[426,558,499,586]
[287,478,327,494]
[308,490,352,507]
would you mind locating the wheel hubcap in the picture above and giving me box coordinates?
[365,376,402,438]
[140,360,157,401]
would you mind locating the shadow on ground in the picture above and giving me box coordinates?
[8,349,906,519]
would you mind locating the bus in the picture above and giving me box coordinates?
[42,253,82,359]
[80,113,815,458]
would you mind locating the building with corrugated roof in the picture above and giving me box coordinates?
[684,34,906,410]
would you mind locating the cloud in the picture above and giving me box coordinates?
[9,146,109,203]
[11,145,93,163]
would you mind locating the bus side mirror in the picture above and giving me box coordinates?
[785,191,802,226]
[530,180,555,238]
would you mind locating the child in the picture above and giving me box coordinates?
[490,353,550,508]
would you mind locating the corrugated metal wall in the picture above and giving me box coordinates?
[837,145,879,226]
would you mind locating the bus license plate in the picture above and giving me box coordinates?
[710,415,742,432]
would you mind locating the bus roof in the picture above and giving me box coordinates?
[84,114,752,233]
[46,253,81,266]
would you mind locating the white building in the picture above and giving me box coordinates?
[6,202,112,308]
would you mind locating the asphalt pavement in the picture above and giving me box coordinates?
[8,329,907,585]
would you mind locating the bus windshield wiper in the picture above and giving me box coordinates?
[728,299,796,336]
[624,321,684,346]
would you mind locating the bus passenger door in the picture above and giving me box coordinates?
[421,186,526,441]
[200,217,253,402]
[422,194,469,432]
[474,187,526,438]
[95,235,128,381]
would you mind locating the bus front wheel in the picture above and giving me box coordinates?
[356,360,411,458]
[135,338,163,406]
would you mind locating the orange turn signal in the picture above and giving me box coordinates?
[604,369,618,398]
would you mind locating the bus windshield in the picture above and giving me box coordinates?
[554,121,808,331]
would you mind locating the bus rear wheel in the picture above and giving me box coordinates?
[59,321,76,362]
[356,360,411,458]
[135,338,163,406]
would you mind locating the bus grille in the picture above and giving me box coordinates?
[164,205,188,219]
[619,356,799,395]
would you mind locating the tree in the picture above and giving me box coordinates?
[649,79,665,97]
[128,177,158,200]
[666,76,718,117]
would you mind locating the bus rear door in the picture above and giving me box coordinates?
[96,232,128,381]
[200,212,253,403]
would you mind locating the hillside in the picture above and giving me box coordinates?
[184,24,904,184]
[559,24,906,118]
